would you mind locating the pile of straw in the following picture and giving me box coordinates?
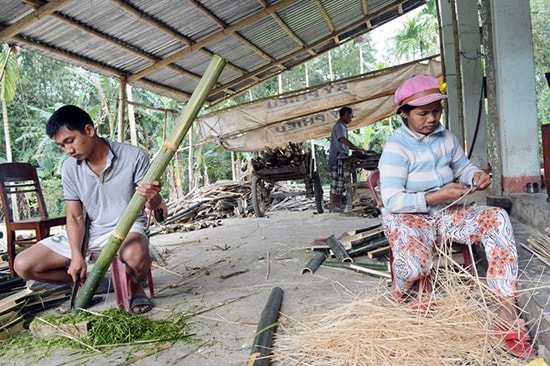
[272,255,541,365]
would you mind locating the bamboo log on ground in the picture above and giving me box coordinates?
[326,235,353,263]
[301,249,328,275]
[74,56,226,312]
[250,286,284,366]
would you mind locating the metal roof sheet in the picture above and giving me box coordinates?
[0,0,426,105]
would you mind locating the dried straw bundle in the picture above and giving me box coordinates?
[273,248,537,365]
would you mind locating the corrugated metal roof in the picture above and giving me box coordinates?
[0,0,426,105]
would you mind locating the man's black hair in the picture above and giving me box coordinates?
[46,105,93,138]
[339,106,352,118]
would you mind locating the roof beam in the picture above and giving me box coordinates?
[314,0,337,43]
[11,34,191,101]
[257,0,316,56]
[188,0,282,69]
[127,0,297,83]
[110,0,251,80]
[209,0,416,104]
[21,0,204,83]
[0,0,72,43]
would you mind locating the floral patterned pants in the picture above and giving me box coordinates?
[382,205,518,298]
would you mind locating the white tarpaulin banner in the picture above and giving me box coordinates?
[198,58,442,151]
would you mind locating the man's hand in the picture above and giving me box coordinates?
[136,180,161,201]
[68,254,87,284]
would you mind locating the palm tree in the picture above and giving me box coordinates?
[0,43,21,162]
[392,0,439,63]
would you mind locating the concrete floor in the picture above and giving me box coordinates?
[1,191,549,365]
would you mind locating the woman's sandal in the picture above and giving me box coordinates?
[409,298,436,318]
[494,324,538,359]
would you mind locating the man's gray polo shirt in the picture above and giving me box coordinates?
[62,139,149,238]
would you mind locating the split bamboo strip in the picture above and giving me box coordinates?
[322,262,391,279]
[249,287,284,366]
[74,56,226,312]
[272,266,542,365]
[523,228,550,267]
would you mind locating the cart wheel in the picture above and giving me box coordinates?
[252,176,269,217]
[312,171,324,214]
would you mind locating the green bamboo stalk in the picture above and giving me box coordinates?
[73,56,226,312]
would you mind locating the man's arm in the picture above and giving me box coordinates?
[65,200,87,282]
[339,136,366,152]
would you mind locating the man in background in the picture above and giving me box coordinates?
[328,106,367,213]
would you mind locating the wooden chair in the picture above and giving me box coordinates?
[0,162,66,278]
[367,169,472,292]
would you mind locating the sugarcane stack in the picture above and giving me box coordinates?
[251,142,305,171]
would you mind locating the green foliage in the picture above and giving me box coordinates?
[1,0,547,201]
[391,1,439,62]
[0,44,21,101]
[0,308,194,362]
[530,0,550,123]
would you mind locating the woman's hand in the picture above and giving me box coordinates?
[472,171,491,191]
[425,183,470,205]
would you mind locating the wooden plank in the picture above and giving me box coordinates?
[0,288,33,313]
[367,245,390,259]
[0,315,25,340]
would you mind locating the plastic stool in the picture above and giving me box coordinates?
[110,255,154,311]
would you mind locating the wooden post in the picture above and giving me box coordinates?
[117,76,127,142]
[542,124,550,201]
[73,56,226,312]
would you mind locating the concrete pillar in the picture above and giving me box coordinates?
[489,0,539,193]
[456,0,487,169]
[438,0,461,141]
[439,0,487,168]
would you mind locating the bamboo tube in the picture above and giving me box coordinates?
[326,235,353,263]
[250,287,284,366]
[73,56,226,312]
[301,249,328,275]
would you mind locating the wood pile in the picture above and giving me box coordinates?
[251,142,306,171]
[0,267,71,339]
[149,181,254,235]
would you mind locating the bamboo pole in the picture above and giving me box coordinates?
[73,55,226,312]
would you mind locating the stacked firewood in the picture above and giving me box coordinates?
[251,142,306,171]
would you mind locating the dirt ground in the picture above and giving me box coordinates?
[2,200,549,365]
[3,209,387,365]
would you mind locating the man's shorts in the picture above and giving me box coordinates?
[40,224,146,259]
[330,159,345,195]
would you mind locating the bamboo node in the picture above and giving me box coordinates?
[111,231,125,241]
[163,141,178,152]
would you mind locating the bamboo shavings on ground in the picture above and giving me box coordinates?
[272,266,538,365]
[522,227,550,267]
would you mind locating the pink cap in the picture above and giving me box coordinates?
[395,74,447,107]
